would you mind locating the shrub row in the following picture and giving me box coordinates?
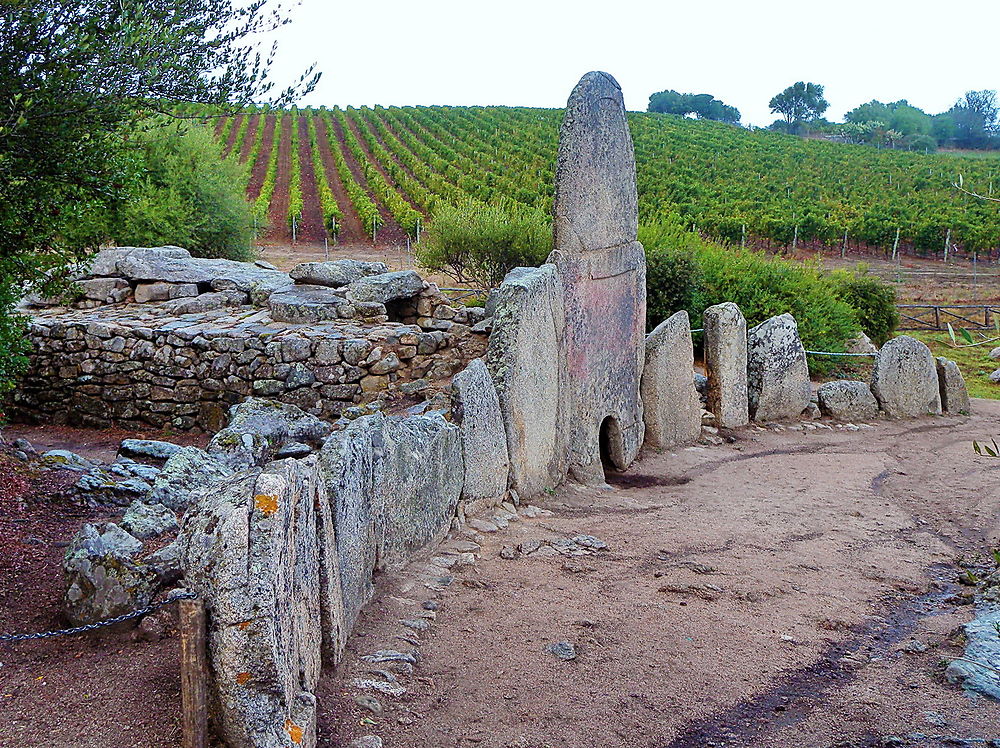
[306,114,342,237]
[320,111,381,238]
[287,110,303,230]
[254,112,283,221]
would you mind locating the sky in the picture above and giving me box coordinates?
[259,0,1000,127]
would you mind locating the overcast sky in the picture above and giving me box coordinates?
[261,0,999,127]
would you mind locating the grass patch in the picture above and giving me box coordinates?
[910,331,1000,400]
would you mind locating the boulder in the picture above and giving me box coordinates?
[870,336,942,417]
[703,302,749,428]
[208,399,333,471]
[936,357,971,414]
[134,281,178,303]
[846,332,879,355]
[118,252,287,293]
[816,380,880,421]
[73,465,153,507]
[63,523,153,626]
[551,70,646,484]
[268,284,350,323]
[991,369,1000,384]
[84,246,191,277]
[77,277,129,303]
[180,460,331,748]
[486,265,569,498]
[167,290,247,315]
[40,449,94,473]
[346,271,424,305]
[119,438,183,462]
[747,313,812,422]
[641,311,702,449]
[989,346,1000,360]
[121,501,179,540]
[451,359,509,507]
[290,260,389,288]
[148,447,233,510]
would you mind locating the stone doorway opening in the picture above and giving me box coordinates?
[599,415,625,475]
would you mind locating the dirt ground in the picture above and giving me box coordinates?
[2,406,1000,747]
[320,404,1000,748]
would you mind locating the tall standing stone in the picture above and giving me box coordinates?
[703,302,749,428]
[936,356,971,414]
[747,313,812,421]
[871,335,942,417]
[551,71,646,484]
[486,265,568,498]
[641,311,702,449]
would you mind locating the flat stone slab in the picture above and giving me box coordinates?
[747,313,811,422]
[269,284,351,323]
[291,260,389,288]
[642,311,702,449]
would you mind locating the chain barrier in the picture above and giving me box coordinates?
[0,590,196,643]
[804,350,877,357]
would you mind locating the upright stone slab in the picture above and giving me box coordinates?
[551,71,646,484]
[871,335,942,417]
[703,302,749,428]
[486,265,568,498]
[452,358,510,508]
[747,313,812,422]
[641,311,701,449]
[180,460,326,748]
[936,356,971,414]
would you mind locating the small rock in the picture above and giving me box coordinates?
[900,639,928,654]
[40,449,94,472]
[422,600,439,611]
[349,738,384,748]
[500,546,518,560]
[519,539,543,555]
[361,650,417,665]
[468,518,499,533]
[120,501,178,540]
[546,641,577,661]
[572,535,607,551]
[118,439,182,461]
[352,678,406,697]
[402,618,429,631]
[352,694,382,715]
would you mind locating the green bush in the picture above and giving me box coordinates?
[416,202,551,288]
[0,278,29,401]
[642,216,872,373]
[113,121,254,261]
[828,267,899,345]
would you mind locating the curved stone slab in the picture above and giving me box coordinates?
[747,313,812,422]
[642,311,702,449]
[817,380,879,421]
[936,356,971,414]
[871,336,941,418]
[486,265,568,497]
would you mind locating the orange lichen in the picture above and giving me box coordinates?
[254,493,279,516]
[237,620,252,631]
[236,672,251,685]
[285,720,303,744]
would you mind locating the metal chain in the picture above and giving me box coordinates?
[0,590,196,643]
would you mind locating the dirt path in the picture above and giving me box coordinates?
[315,116,367,246]
[220,114,242,159]
[237,113,260,164]
[246,114,276,201]
[266,114,293,246]
[296,115,328,244]
[320,403,1000,747]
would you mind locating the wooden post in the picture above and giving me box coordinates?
[944,227,952,263]
[792,225,798,251]
[841,229,848,259]
[180,599,209,748]
[891,227,900,261]
[740,223,746,249]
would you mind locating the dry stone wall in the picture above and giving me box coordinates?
[12,250,488,432]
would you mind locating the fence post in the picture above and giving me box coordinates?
[934,306,940,330]
[180,598,209,748]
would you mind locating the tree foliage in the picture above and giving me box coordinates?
[948,90,999,149]
[0,0,317,393]
[648,90,741,124]
[769,82,829,131]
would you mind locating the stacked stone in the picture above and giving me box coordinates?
[14,302,487,432]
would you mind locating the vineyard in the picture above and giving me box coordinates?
[210,105,1000,259]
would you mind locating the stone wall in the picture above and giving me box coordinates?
[11,251,489,432]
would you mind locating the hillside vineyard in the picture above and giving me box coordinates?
[211,105,1000,258]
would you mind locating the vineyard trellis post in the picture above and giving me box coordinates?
[324,236,329,261]
[792,225,798,251]
[944,227,952,263]
[740,223,746,249]
[291,215,297,245]
[841,229,848,259]
[891,227,900,261]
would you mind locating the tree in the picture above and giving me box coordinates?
[769,82,829,131]
[648,90,741,124]
[949,90,999,149]
[0,1,318,393]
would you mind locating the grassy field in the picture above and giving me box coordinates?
[910,331,1000,400]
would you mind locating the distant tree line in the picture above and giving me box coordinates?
[648,80,1000,152]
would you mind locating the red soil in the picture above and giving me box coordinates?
[220,114,242,159]
[295,116,329,244]
[265,115,293,245]
[246,114,276,202]
[345,115,425,216]
[314,116,367,246]
[238,114,260,164]
[213,116,227,138]
[328,115,408,247]
[362,113,425,190]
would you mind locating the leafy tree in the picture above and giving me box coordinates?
[949,90,999,149]
[0,1,318,394]
[769,82,829,131]
[648,90,741,124]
